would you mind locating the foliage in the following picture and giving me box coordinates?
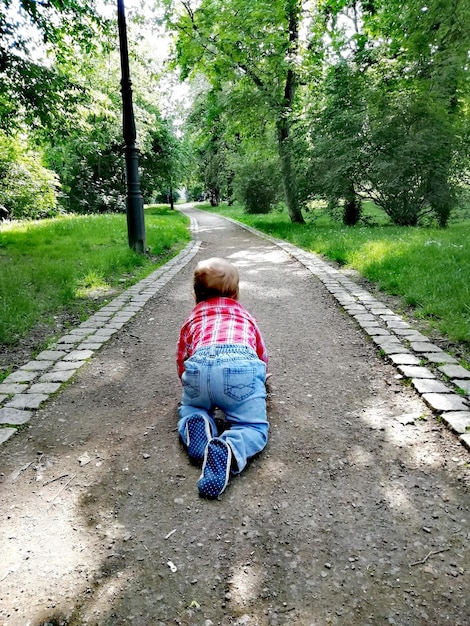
[0,1,186,219]
[163,0,307,223]
[0,132,60,219]
[0,0,109,132]
[168,0,470,228]
[185,180,205,202]
[309,55,460,227]
[45,109,126,214]
[182,88,233,206]
[41,49,184,215]
[233,155,282,214]
[307,0,470,227]
[1,0,469,230]
[154,189,180,204]
[361,88,457,226]
[139,108,187,204]
[305,61,364,226]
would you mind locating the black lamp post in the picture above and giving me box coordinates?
[117,0,146,253]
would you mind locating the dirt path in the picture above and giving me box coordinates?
[1,206,469,626]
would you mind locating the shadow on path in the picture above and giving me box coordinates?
[0,206,469,625]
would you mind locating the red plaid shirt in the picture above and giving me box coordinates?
[176,297,268,378]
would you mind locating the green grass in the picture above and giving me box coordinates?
[0,205,190,349]
[3,198,469,379]
[199,201,470,348]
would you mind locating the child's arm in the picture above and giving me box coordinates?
[176,326,190,379]
[254,325,268,367]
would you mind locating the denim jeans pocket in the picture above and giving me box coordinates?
[182,368,200,399]
[223,366,256,401]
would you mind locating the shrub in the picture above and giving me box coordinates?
[0,134,60,219]
[234,159,282,214]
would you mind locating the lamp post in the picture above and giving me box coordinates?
[117,0,146,253]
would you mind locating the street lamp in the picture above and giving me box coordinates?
[117,0,146,253]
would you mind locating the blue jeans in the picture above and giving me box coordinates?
[178,345,268,472]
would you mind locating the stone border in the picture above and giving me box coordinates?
[218,215,470,452]
[0,235,201,444]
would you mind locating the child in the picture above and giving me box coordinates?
[176,257,269,498]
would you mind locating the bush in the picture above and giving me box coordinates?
[0,134,60,220]
[186,184,205,201]
[234,159,282,214]
[154,189,180,204]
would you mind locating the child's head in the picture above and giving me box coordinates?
[193,257,239,303]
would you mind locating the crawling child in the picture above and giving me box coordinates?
[176,257,269,498]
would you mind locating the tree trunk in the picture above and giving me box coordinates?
[343,183,361,225]
[227,170,235,205]
[209,187,220,206]
[169,183,174,210]
[277,117,304,224]
[277,0,304,225]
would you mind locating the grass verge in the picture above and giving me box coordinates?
[0,205,190,360]
[198,202,470,351]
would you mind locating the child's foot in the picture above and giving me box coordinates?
[198,438,232,498]
[185,415,212,466]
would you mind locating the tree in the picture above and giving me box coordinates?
[0,0,109,132]
[140,110,186,208]
[359,86,458,226]
[163,0,306,223]
[306,61,365,225]
[183,88,234,206]
[233,154,282,214]
[45,111,127,215]
[308,0,470,226]
[40,43,185,215]
[0,0,187,219]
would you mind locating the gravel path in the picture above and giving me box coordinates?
[0,205,469,626]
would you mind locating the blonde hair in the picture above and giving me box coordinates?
[193,257,239,303]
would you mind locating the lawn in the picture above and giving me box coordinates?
[0,206,190,354]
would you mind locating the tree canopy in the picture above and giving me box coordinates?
[164,0,308,222]
[0,0,469,227]
[0,0,185,219]
[0,0,108,131]
[164,0,470,226]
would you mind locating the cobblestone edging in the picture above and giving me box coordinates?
[221,217,470,452]
[0,235,201,445]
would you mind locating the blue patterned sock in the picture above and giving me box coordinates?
[197,438,232,498]
[186,415,211,466]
